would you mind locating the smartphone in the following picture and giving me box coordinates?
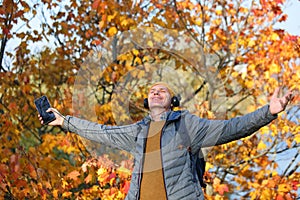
[34,96,56,124]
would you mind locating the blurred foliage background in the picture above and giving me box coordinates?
[0,0,299,199]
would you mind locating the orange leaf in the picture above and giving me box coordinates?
[85,174,93,184]
[67,170,80,180]
[121,180,131,194]
[110,187,117,195]
[92,39,101,46]
[217,184,229,195]
[276,194,285,200]
[28,164,37,179]
[92,0,100,9]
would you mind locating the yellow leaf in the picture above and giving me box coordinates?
[278,183,291,192]
[132,49,139,56]
[116,191,125,199]
[53,189,58,198]
[213,18,222,26]
[1,157,8,163]
[257,140,267,150]
[245,80,254,89]
[62,179,69,189]
[62,191,72,198]
[250,182,261,188]
[134,57,142,65]
[248,64,256,71]
[205,162,214,171]
[260,126,269,134]
[97,167,107,175]
[270,32,279,41]
[67,146,79,154]
[143,55,150,62]
[121,18,129,26]
[118,54,129,61]
[215,153,225,160]
[195,18,202,25]
[270,124,278,136]
[117,166,131,175]
[92,185,100,191]
[207,110,215,119]
[215,10,222,15]
[294,134,300,144]
[270,63,281,74]
[213,177,221,185]
[110,177,115,186]
[153,31,164,42]
[261,189,272,200]
[248,39,255,47]
[282,125,289,133]
[271,171,278,177]
[231,71,239,78]
[147,40,153,47]
[264,67,271,77]
[241,71,247,79]
[107,15,114,22]
[108,27,117,36]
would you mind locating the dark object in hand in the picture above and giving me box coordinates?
[34,96,56,124]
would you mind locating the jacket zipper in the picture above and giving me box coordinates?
[160,121,170,200]
[137,124,149,199]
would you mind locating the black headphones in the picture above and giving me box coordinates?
[144,96,180,109]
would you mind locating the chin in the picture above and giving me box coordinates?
[149,104,164,109]
[150,104,171,110]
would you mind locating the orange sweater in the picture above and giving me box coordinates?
[140,121,167,200]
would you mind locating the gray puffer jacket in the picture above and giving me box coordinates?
[62,105,277,200]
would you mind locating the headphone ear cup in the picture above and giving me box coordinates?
[144,98,149,109]
[171,96,180,107]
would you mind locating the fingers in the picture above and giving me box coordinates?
[38,114,44,124]
[284,90,293,101]
[279,99,286,110]
[272,87,293,102]
[46,108,60,116]
[281,90,293,107]
[46,108,54,113]
[272,87,280,98]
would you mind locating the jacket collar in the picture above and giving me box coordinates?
[142,110,182,125]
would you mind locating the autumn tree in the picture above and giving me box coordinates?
[0,0,299,199]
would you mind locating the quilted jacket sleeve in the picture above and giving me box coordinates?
[62,116,140,153]
[185,105,277,152]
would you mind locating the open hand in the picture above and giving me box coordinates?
[269,87,293,115]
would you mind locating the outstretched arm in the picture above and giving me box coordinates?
[188,87,294,150]
[38,108,138,152]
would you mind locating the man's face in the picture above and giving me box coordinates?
[148,84,172,110]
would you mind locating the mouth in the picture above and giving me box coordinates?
[151,97,163,101]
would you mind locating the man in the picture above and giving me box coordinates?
[39,82,293,200]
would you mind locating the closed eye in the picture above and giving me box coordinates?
[150,89,167,94]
